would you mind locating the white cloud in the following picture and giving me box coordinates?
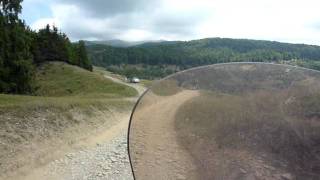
[31,18,59,30]
[28,0,320,45]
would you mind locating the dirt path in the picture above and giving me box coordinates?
[103,74,146,96]
[130,90,200,180]
[20,113,133,180]
[9,74,146,180]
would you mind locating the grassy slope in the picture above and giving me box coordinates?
[95,65,154,88]
[35,61,137,97]
[0,62,138,178]
[0,62,138,110]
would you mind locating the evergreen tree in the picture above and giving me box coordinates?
[0,0,94,94]
[33,26,92,71]
[76,40,92,71]
[0,0,34,93]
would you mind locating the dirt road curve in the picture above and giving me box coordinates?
[130,90,200,180]
[11,75,146,180]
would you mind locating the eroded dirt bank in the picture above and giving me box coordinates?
[0,104,134,180]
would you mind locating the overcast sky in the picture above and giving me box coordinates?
[21,0,320,45]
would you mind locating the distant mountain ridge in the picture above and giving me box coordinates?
[84,39,167,47]
[86,37,320,79]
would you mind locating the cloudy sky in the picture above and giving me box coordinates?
[21,0,320,45]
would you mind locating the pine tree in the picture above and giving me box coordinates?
[34,25,83,67]
[76,40,92,71]
[0,0,34,93]
[0,1,93,94]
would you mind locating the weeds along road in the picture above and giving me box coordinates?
[17,74,146,180]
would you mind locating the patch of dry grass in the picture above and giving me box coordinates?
[151,79,181,96]
[175,89,320,179]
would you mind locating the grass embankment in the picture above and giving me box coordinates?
[35,62,137,97]
[0,62,138,179]
[0,62,138,110]
[140,79,153,88]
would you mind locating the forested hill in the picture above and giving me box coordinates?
[84,39,165,47]
[86,38,320,79]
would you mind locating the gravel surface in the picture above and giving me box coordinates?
[45,130,133,180]
[16,74,145,180]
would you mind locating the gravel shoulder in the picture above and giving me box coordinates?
[22,113,134,180]
[11,75,146,180]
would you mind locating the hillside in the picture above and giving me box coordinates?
[0,1,93,95]
[0,62,138,179]
[34,62,137,97]
[86,38,320,79]
[0,62,137,111]
[84,39,166,47]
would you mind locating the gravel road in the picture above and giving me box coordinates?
[44,128,133,180]
[20,75,146,180]
[44,75,145,180]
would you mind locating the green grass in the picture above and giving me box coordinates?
[0,62,138,176]
[0,93,132,112]
[35,62,137,97]
[0,62,138,111]
[94,67,127,82]
[140,79,153,88]
[96,67,154,88]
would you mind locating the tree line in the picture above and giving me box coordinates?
[0,0,92,94]
[86,38,320,79]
